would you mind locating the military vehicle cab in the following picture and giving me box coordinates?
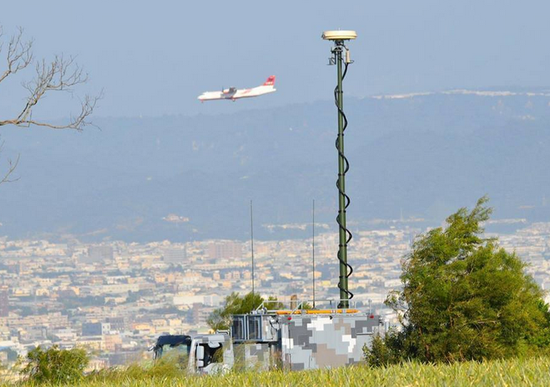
[152,332,233,374]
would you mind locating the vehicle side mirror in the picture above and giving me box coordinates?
[197,360,204,368]
[196,345,205,360]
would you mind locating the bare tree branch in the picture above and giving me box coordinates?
[0,26,100,185]
[0,27,33,84]
[0,141,19,184]
[0,54,100,131]
[0,28,99,131]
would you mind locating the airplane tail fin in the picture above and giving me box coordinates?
[263,75,276,86]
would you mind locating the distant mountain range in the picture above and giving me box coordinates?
[1,89,550,242]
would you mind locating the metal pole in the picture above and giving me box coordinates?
[312,199,316,309]
[250,200,255,295]
[335,46,349,308]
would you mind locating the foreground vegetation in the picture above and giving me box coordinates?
[8,198,550,386]
[366,197,550,365]
[2,356,550,387]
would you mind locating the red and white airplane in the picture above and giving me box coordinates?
[198,76,276,102]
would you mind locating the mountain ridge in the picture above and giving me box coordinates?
[0,90,549,242]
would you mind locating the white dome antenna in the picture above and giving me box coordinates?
[321,30,357,41]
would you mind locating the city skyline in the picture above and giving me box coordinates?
[1,219,549,368]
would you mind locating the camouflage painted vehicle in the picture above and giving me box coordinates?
[152,333,233,374]
[154,299,384,374]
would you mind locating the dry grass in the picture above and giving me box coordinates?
[3,356,550,386]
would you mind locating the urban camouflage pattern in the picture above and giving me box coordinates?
[234,342,273,371]
[223,312,384,371]
[278,314,382,370]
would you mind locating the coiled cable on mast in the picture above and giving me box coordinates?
[334,57,354,302]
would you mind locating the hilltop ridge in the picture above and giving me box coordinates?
[0,90,549,242]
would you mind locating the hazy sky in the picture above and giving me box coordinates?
[1,0,549,118]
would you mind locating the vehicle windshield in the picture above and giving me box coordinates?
[159,343,190,365]
[153,335,192,361]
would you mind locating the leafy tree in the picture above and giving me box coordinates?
[207,292,284,331]
[266,296,285,310]
[207,292,262,331]
[21,345,89,384]
[363,335,391,367]
[366,197,550,365]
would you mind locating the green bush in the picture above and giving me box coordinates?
[366,198,550,365]
[207,292,284,331]
[364,335,390,367]
[21,345,89,384]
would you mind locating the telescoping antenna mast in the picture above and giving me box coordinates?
[322,30,357,309]
[312,199,316,309]
[250,200,255,295]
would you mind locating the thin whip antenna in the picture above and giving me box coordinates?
[312,199,316,309]
[250,200,255,295]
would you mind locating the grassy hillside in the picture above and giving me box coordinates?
[5,356,549,387]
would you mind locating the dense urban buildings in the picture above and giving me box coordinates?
[0,220,549,369]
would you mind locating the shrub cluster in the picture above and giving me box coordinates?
[365,198,550,365]
[21,345,89,384]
